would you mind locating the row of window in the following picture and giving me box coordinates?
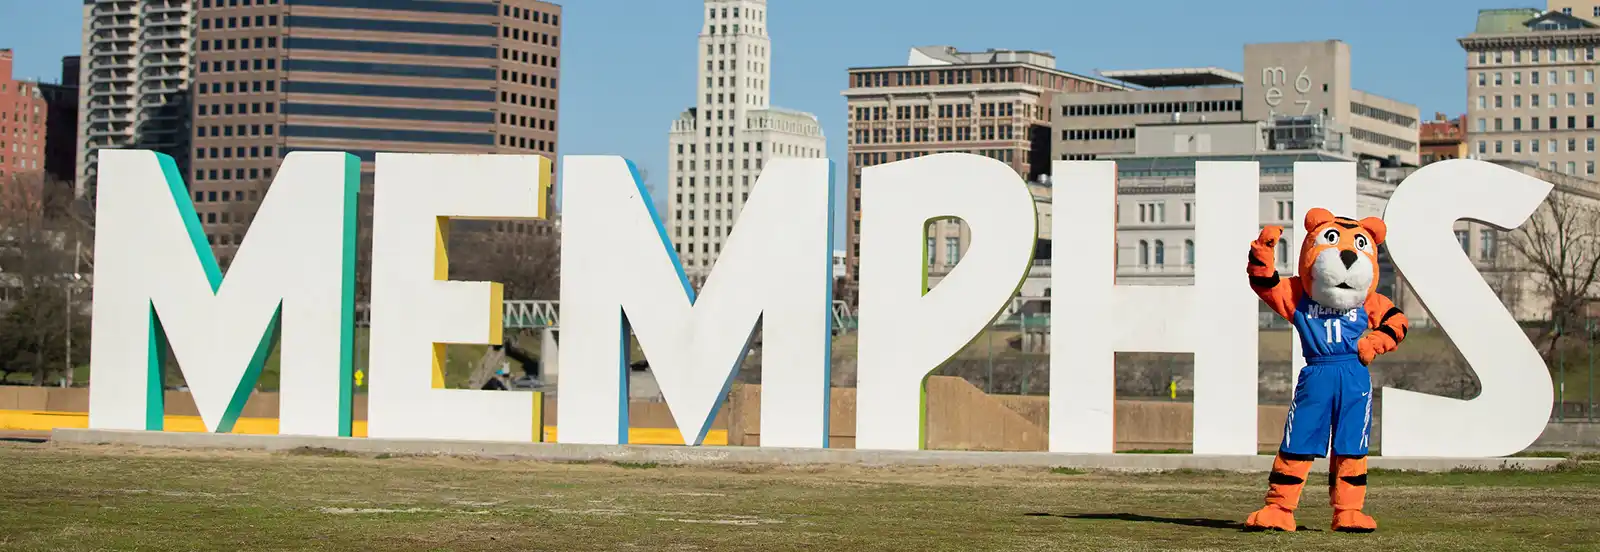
[198,15,279,31]
[674,208,735,222]
[196,145,276,159]
[1350,102,1418,128]
[197,35,278,52]
[196,123,275,139]
[674,225,735,240]
[1476,114,1597,132]
[498,112,555,131]
[675,191,751,205]
[852,67,1027,88]
[1475,68,1596,87]
[706,24,763,36]
[196,80,277,96]
[701,92,765,108]
[199,58,278,74]
[500,69,557,89]
[497,133,555,153]
[287,102,493,124]
[1350,128,1418,153]
[502,91,557,111]
[1476,92,1596,110]
[1062,100,1243,117]
[1477,137,1597,155]
[501,25,558,47]
[200,0,280,8]
[708,5,763,21]
[924,237,963,266]
[199,101,276,118]
[195,166,274,182]
[852,102,1018,122]
[705,43,767,58]
[1061,128,1135,141]
[674,174,757,189]
[506,4,559,25]
[292,59,496,81]
[1131,239,1194,267]
[193,189,258,203]
[675,141,771,155]
[1473,46,1597,66]
[676,157,768,171]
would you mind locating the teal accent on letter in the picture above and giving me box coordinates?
[217,304,281,433]
[618,313,632,444]
[146,305,168,431]
[148,152,276,433]
[158,153,223,292]
[336,153,359,437]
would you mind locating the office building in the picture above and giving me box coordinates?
[1419,113,1468,165]
[840,46,1126,283]
[188,0,562,261]
[666,0,826,280]
[1460,5,1599,179]
[39,56,81,185]
[1055,40,1420,168]
[0,49,49,182]
[77,0,193,196]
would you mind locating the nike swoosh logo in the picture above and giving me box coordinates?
[1361,392,1370,397]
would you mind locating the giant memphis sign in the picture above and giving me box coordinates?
[88,150,1556,458]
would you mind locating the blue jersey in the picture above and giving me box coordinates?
[1291,297,1367,359]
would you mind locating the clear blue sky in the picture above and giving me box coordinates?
[0,0,1527,239]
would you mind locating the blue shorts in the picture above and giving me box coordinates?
[1280,354,1373,458]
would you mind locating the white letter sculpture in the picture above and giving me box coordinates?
[557,156,834,447]
[1051,161,1260,455]
[366,153,549,442]
[1381,159,1554,457]
[88,150,358,436]
[855,153,1037,451]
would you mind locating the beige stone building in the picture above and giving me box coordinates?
[1459,5,1599,180]
[666,0,827,280]
[840,46,1127,287]
[1055,40,1420,168]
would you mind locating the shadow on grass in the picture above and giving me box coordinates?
[1026,512,1318,532]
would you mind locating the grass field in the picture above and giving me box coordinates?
[2,443,1598,551]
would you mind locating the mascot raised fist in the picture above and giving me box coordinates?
[1242,208,1408,533]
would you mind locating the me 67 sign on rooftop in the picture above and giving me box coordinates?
[87,150,1556,459]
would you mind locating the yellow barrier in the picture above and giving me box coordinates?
[0,410,726,446]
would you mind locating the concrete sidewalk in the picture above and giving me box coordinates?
[49,428,1567,473]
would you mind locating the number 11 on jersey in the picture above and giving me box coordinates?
[1324,318,1343,343]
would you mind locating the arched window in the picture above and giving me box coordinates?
[1139,240,1149,266]
[1185,239,1195,265]
[1154,240,1165,265]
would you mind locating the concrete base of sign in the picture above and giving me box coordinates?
[50,428,1566,473]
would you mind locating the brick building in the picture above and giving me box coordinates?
[0,49,49,182]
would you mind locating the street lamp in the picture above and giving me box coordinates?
[65,239,81,387]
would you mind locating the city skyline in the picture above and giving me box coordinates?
[0,0,1556,236]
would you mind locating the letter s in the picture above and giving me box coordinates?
[1380,159,1553,458]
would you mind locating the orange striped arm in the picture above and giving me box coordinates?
[1357,292,1408,365]
[1248,226,1302,320]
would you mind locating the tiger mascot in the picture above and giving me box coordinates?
[1243,207,1408,533]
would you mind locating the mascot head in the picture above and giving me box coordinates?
[1299,208,1386,311]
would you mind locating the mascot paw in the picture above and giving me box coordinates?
[1332,510,1377,533]
[1245,505,1297,532]
[1256,225,1284,248]
[1358,340,1377,366]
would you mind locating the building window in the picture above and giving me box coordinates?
[1138,240,1149,266]
[945,238,960,266]
[1184,239,1195,266]
[927,237,934,266]
[1275,200,1294,222]
[1183,202,1193,222]
[1456,230,1469,254]
[1154,240,1165,266]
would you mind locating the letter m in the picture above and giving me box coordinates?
[556,156,834,448]
[1262,67,1287,86]
[87,150,359,437]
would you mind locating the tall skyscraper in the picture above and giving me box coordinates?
[77,0,194,196]
[40,56,82,185]
[1460,5,1599,180]
[0,49,49,182]
[666,0,826,279]
[188,0,562,262]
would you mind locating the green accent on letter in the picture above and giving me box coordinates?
[336,153,359,437]
[217,304,281,433]
[145,305,168,431]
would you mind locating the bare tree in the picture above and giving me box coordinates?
[0,173,91,385]
[1506,189,1600,359]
